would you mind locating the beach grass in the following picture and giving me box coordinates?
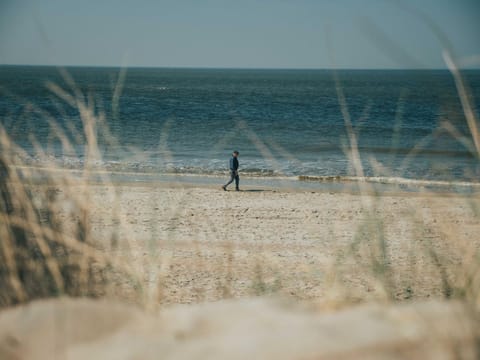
[0,36,479,360]
[0,62,478,310]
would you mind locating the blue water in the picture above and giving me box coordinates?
[0,66,479,183]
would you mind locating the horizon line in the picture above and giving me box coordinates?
[1,63,479,71]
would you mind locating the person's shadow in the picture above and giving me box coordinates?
[238,189,272,192]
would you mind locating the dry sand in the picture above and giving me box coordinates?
[2,181,480,359]
[0,296,477,359]
[67,181,480,306]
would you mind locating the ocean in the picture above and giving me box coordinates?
[0,66,479,188]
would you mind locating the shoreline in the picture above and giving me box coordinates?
[12,164,480,196]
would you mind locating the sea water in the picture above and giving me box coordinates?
[0,66,479,188]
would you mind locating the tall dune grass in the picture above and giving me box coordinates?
[0,68,479,314]
[0,81,145,308]
[0,37,479,317]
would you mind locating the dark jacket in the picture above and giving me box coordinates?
[229,156,239,172]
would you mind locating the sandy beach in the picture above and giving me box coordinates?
[3,176,480,358]
[63,180,480,306]
[2,2,479,357]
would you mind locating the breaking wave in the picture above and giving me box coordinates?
[298,175,480,188]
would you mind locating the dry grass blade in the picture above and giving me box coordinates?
[0,77,146,308]
[443,50,480,156]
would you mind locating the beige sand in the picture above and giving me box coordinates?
[0,297,477,360]
[2,182,479,359]
[69,182,480,306]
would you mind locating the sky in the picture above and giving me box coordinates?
[0,0,479,69]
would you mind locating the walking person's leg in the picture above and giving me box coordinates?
[222,171,235,190]
[235,173,239,190]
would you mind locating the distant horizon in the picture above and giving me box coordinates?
[1,63,479,71]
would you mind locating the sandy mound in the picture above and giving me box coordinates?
[0,297,477,359]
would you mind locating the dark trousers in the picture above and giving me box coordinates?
[224,171,239,189]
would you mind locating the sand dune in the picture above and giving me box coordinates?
[0,297,477,359]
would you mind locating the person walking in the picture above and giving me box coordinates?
[222,150,240,191]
